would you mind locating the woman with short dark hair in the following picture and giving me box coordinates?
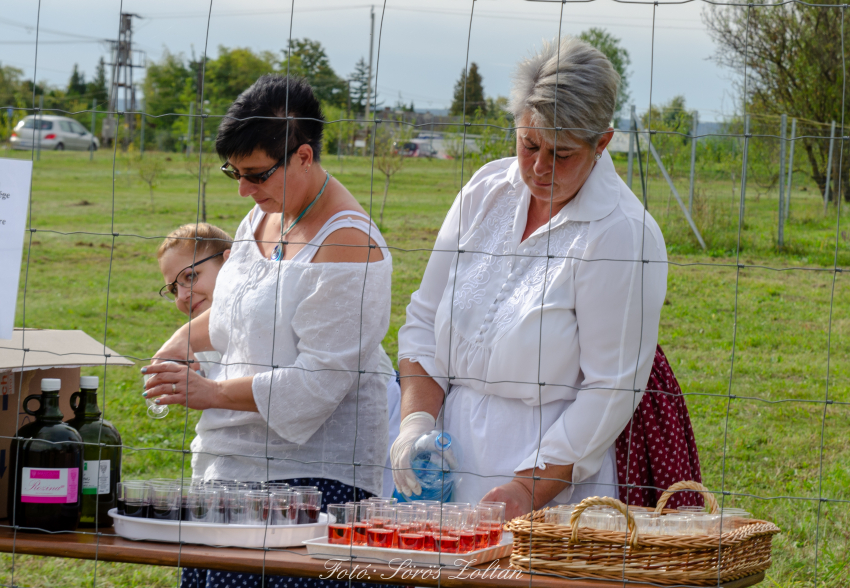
[144,75,393,588]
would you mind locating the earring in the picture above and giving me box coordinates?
[594,153,602,161]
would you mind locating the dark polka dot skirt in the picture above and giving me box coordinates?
[181,477,384,588]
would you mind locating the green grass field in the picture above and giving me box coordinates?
[0,146,848,587]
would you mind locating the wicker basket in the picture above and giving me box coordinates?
[506,481,780,586]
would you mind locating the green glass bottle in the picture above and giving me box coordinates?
[9,378,83,532]
[66,376,122,527]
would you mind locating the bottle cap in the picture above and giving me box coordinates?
[79,376,99,389]
[41,378,61,392]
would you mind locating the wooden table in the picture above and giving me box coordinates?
[0,525,764,588]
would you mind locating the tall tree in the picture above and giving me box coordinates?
[67,64,87,97]
[349,57,370,115]
[450,62,486,117]
[704,1,849,202]
[86,57,108,104]
[281,39,348,108]
[579,28,631,116]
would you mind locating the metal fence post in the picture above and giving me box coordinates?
[187,102,195,156]
[90,99,96,161]
[689,110,699,215]
[741,114,750,221]
[778,114,787,247]
[626,104,637,190]
[36,95,43,161]
[140,98,145,156]
[824,121,836,214]
[785,118,796,221]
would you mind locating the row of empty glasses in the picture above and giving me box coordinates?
[116,479,322,526]
[327,498,507,552]
[544,504,753,536]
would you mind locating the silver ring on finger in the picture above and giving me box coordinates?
[171,383,176,393]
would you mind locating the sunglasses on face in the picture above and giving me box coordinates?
[220,145,302,184]
[159,252,224,301]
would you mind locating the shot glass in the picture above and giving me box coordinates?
[719,509,751,532]
[349,502,372,546]
[661,514,693,536]
[225,486,247,525]
[632,512,661,536]
[244,491,270,526]
[367,506,397,548]
[678,505,709,515]
[295,489,322,525]
[150,485,181,520]
[142,361,182,419]
[118,481,150,519]
[270,490,297,526]
[692,513,722,535]
[433,510,462,554]
[327,504,354,545]
[473,506,494,549]
[396,508,426,551]
[188,487,223,524]
[477,501,505,546]
[455,508,478,553]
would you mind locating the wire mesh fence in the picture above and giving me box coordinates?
[0,0,848,587]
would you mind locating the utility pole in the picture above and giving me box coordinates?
[365,5,375,121]
[103,13,144,148]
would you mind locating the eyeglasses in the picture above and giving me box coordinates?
[220,146,301,184]
[159,252,224,300]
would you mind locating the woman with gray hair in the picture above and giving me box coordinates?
[393,37,700,518]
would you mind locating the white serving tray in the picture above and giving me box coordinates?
[303,532,513,568]
[109,508,328,548]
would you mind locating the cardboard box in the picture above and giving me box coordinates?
[0,329,133,518]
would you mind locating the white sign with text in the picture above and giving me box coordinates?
[0,158,33,340]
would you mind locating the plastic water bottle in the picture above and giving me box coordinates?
[393,430,462,503]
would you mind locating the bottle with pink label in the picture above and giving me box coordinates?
[8,378,83,532]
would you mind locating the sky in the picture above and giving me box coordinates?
[3,0,741,121]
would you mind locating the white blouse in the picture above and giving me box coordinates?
[193,207,393,495]
[398,151,667,490]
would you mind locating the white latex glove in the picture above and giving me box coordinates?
[390,411,437,497]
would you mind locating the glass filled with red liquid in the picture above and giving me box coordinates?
[396,507,427,551]
[270,490,298,526]
[366,505,397,549]
[477,501,506,546]
[347,502,372,546]
[294,489,322,525]
[454,507,477,553]
[327,504,354,544]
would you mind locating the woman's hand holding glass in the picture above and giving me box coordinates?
[142,361,220,410]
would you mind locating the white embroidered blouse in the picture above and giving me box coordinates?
[398,151,667,486]
[192,207,392,495]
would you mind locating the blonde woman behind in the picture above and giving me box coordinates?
[157,223,232,379]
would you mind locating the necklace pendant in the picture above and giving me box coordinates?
[270,244,282,261]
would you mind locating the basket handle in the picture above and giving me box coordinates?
[654,480,719,514]
[568,496,639,550]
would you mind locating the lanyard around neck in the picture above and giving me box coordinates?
[270,170,330,261]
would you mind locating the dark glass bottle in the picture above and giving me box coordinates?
[66,376,122,528]
[9,378,83,532]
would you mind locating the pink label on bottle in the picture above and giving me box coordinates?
[20,467,79,503]
[29,470,60,479]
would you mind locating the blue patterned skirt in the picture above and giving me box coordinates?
[181,477,382,588]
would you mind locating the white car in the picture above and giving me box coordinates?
[10,115,100,151]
